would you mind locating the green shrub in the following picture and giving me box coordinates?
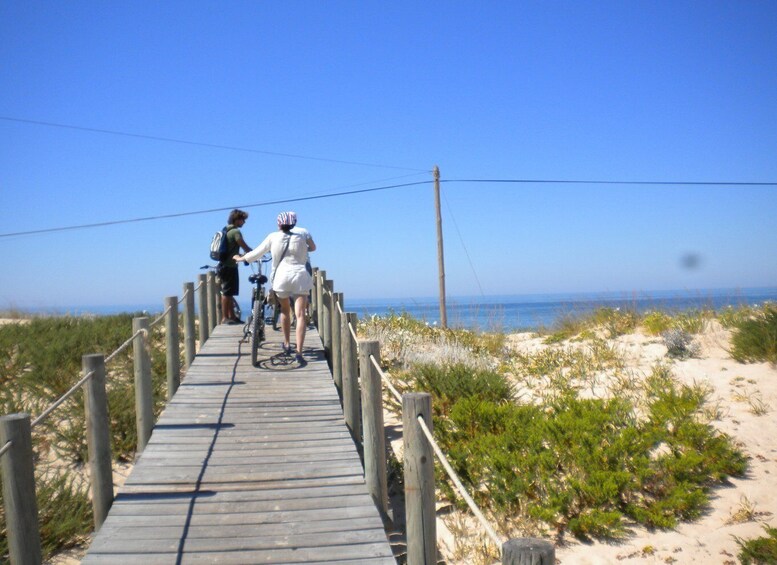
[730,306,777,364]
[718,304,764,329]
[416,363,747,540]
[642,311,673,336]
[410,363,514,418]
[736,525,777,565]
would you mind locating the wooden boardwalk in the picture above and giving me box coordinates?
[82,322,396,564]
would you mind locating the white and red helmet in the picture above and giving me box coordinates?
[277,211,297,229]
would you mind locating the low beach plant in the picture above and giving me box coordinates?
[642,311,673,336]
[399,348,747,542]
[736,524,777,565]
[360,312,505,369]
[662,328,700,359]
[730,305,777,364]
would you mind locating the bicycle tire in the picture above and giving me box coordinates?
[251,296,264,366]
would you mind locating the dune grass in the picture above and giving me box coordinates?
[0,312,181,561]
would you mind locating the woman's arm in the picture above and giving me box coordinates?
[234,233,271,263]
[307,236,316,252]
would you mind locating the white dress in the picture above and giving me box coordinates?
[243,228,313,298]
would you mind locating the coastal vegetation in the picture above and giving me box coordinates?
[362,303,774,563]
[0,301,773,562]
[0,312,177,561]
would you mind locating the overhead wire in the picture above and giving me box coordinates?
[442,178,777,187]
[0,116,429,173]
[0,180,432,238]
[441,190,485,297]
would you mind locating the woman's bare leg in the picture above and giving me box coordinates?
[279,297,292,350]
[294,295,309,354]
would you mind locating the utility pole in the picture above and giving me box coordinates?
[433,165,447,328]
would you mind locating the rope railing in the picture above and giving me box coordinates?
[31,369,97,428]
[416,415,505,550]
[105,328,145,363]
[149,304,172,329]
[312,267,553,563]
[369,354,402,404]
[333,288,508,559]
[1,277,212,565]
[347,320,358,343]
[367,350,505,554]
[30,323,148,429]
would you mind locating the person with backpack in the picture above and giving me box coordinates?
[218,209,252,324]
[233,211,316,363]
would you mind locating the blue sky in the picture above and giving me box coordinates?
[1,1,776,311]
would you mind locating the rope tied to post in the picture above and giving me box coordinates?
[0,440,12,458]
[149,305,172,329]
[31,369,97,428]
[416,415,505,552]
[369,355,403,404]
[368,352,506,556]
[347,320,358,343]
[30,326,146,428]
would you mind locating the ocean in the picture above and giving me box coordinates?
[346,287,777,332]
[23,287,777,333]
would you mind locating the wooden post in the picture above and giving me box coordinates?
[132,317,153,454]
[83,354,114,530]
[183,282,196,368]
[322,279,333,365]
[315,270,325,331]
[341,312,361,443]
[311,267,319,327]
[403,392,437,564]
[165,296,180,399]
[0,413,42,565]
[502,538,555,564]
[198,274,209,344]
[332,292,343,392]
[433,165,447,328]
[358,340,388,520]
[207,272,218,332]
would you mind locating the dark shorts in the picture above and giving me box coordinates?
[219,265,239,296]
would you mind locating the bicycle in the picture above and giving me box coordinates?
[243,255,272,367]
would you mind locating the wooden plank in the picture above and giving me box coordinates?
[83,323,394,564]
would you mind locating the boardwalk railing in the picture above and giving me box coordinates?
[310,267,555,565]
[0,273,224,565]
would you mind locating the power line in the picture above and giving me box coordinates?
[3,174,774,239]
[0,180,432,238]
[443,178,777,186]
[0,116,429,173]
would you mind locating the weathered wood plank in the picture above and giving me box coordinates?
[82,323,395,564]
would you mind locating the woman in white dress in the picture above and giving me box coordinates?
[234,211,316,363]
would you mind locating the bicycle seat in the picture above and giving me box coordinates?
[249,274,268,285]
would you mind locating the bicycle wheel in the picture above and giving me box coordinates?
[251,297,264,366]
[233,298,242,322]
